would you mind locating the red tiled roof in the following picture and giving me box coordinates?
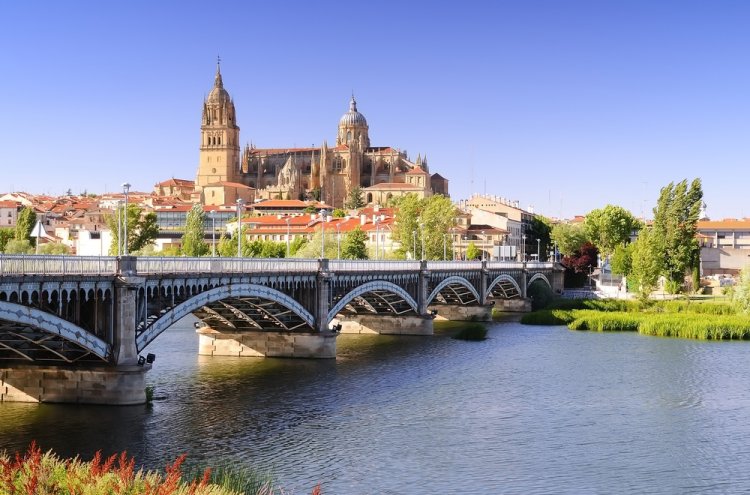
[698,219,750,229]
[406,166,427,175]
[0,201,19,208]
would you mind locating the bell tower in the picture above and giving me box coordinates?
[196,59,241,192]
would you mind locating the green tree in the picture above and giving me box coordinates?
[528,216,553,261]
[465,242,480,260]
[341,226,368,259]
[583,205,640,258]
[390,194,457,260]
[344,186,365,209]
[733,266,750,314]
[181,203,209,256]
[3,239,33,254]
[244,239,285,258]
[0,228,14,252]
[550,222,587,256]
[38,243,70,255]
[610,243,633,276]
[289,236,308,256]
[216,233,237,257]
[332,208,346,218]
[105,204,159,255]
[651,179,703,291]
[15,206,37,243]
[629,228,662,300]
[293,227,337,258]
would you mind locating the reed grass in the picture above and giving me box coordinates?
[0,442,322,495]
[520,310,576,326]
[566,310,643,332]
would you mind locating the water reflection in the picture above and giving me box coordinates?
[3,319,750,493]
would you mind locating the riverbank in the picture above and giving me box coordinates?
[0,443,319,495]
[521,299,750,340]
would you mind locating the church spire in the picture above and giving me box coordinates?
[215,55,223,88]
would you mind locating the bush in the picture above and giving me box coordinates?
[452,323,487,341]
[527,281,555,310]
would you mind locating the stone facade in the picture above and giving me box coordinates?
[195,63,448,208]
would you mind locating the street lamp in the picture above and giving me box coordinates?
[116,200,123,256]
[336,223,341,259]
[122,183,131,255]
[481,230,486,262]
[537,238,541,262]
[319,209,328,258]
[420,223,425,260]
[521,234,526,262]
[412,230,417,260]
[236,198,244,257]
[210,210,216,257]
[285,217,291,258]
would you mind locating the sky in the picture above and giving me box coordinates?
[1,1,748,220]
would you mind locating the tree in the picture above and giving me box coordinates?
[390,194,457,260]
[550,222,587,256]
[289,236,308,256]
[332,208,346,218]
[629,228,662,300]
[181,204,209,257]
[0,228,14,252]
[561,241,598,288]
[610,243,633,277]
[733,266,750,314]
[528,216,553,261]
[216,233,237,257]
[38,243,70,255]
[244,239,285,258]
[341,227,368,259]
[105,204,159,255]
[15,206,36,243]
[651,179,703,291]
[583,205,640,258]
[293,227,337,258]
[3,239,33,254]
[344,186,365,209]
[465,242,480,260]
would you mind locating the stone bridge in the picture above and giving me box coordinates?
[0,255,563,404]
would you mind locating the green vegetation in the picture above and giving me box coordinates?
[341,226,368,259]
[389,194,457,260]
[0,228,14,252]
[105,204,159,255]
[521,298,750,340]
[2,239,33,254]
[465,242,480,260]
[38,243,70,255]
[343,186,365,209]
[181,203,209,256]
[15,206,36,245]
[453,323,488,341]
[0,443,324,495]
[550,222,587,256]
[583,205,640,258]
[733,266,750,315]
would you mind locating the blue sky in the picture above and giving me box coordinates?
[1,1,748,220]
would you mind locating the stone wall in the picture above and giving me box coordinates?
[336,315,433,335]
[429,304,493,322]
[198,328,337,358]
[0,366,147,405]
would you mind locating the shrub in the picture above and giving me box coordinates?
[452,323,487,341]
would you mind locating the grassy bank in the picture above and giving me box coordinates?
[0,443,321,495]
[521,299,750,340]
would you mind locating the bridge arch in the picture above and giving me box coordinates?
[486,274,523,300]
[0,301,110,361]
[528,273,552,289]
[137,283,315,351]
[327,280,418,325]
[426,276,480,306]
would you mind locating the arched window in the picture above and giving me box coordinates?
[346,131,352,143]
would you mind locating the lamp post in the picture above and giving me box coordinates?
[336,223,341,259]
[537,238,541,262]
[319,209,328,258]
[236,198,244,257]
[420,223,425,260]
[121,183,131,255]
[521,234,526,262]
[443,233,447,261]
[481,230,486,262]
[210,210,216,257]
[412,230,417,260]
[116,200,123,256]
[285,217,291,258]
[374,217,380,260]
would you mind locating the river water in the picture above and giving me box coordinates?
[2,318,750,494]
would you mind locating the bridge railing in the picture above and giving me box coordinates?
[135,257,320,274]
[329,260,421,271]
[426,261,482,270]
[0,255,117,276]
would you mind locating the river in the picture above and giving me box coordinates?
[2,318,750,494]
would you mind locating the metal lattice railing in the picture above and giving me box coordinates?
[135,257,320,275]
[0,255,117,276]
[329,260,421,271]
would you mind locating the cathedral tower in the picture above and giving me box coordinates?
[196,61,241,191]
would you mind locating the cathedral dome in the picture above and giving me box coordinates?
[207,63,230,103]
[339,96,367,127]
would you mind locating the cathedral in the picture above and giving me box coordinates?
[195,62,449,208]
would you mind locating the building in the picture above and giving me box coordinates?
[697,218,750,275]
[194,62,448,208]
[0,201,19,228]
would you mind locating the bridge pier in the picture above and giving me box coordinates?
[492,298,532,312]
[335,314,433,335]
[197,327,337,358]
[429,304,494,322]
[0,365,148,405]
